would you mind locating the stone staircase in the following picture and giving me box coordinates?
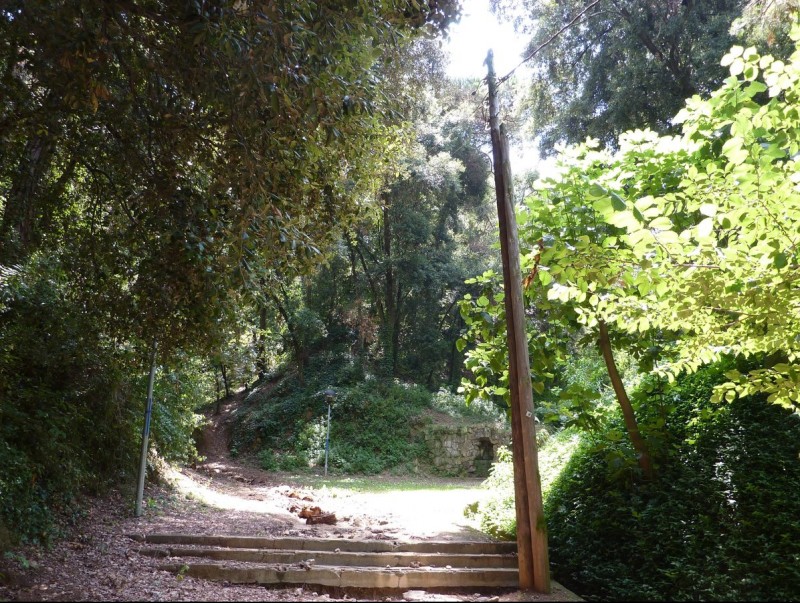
[131,534,520,590]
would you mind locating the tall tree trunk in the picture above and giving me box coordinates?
[256,304,268,380]
[270,290,305,385]
[352,235,385,323]
[391,282,402,375]
[220,363,231,398]
[383,203,397,375]
[214,369,222,415]
[0,134,54,263]
[598,319,654,479]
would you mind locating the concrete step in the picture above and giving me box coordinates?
[139,545,517,569]
[136,533,523,590]
[158,561,520,589]
[131,533,516,555]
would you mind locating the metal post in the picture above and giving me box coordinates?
[485,50,551,593]
[322,388,336,476]
[135,340,158,517]
[324,400,331,476]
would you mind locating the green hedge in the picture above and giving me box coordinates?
[545,364,800,601]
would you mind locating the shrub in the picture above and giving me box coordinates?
[545,364,800,601]
[0,257,213,545]
[467,428,582,539]
[430,388,506,423]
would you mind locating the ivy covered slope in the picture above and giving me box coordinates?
[0,0,458,546]
[230,352,505,476]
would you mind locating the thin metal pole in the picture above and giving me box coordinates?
[135,340,158,517]
[485,49,550,593]
[324,401,331,476]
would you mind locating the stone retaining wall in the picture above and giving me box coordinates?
[420,423,511,477]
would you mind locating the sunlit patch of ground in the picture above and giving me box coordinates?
[165,463,494,542]
[165,465,297,517]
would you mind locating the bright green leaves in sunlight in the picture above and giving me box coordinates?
[458,26,800,418]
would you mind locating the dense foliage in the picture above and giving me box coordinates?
[546,364,800,601]
[460,18,800,602]
[467,363,800,600]
[274,82,495,388]
[0,0,460,546]
[494,0,744,153]
[231,351,502,475]
[459,30,800,467]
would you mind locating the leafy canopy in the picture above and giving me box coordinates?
[495,0,743,153]
[460,21,800,418]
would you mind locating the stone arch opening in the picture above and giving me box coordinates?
[476,437,494,461]
[473,437,495,477]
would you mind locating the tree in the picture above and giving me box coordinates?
[339,84,494,384]
[577,30,800,412]
[733,0,800,51]
[0,0,459,353]
[0,0,461,542]
[494,0,743,153]
[459,23,800,471]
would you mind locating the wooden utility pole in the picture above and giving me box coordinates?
[485,50,551,593]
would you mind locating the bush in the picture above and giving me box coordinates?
[0,257,213,545]
[326,380,431,474]
[257,449,279,471]
[467,428,582,539]
[430,388,506,423]
[544,364,800,601]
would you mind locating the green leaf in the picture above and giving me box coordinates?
[774,252,788,269]
[609,192,627,211]
[722,138,749,165]
[649,216,672,230]
[593,197,612,214]
[607,210,640,230]
[587,184,606,199]
[696,218,714,239]
[699,203,717,217]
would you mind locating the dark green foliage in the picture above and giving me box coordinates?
[545,364,800,601]
[0,0,457,548]
[326,381,431,474]
[501,0,744,153]
[0,441,53,549]
[233,352,433,475]
[0,259,208,545]
[233,352,444,474]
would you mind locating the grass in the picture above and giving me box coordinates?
[281,474,483,493]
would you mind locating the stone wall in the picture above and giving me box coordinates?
[420,422,511,477]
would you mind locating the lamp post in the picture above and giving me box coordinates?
[322,388,336,476]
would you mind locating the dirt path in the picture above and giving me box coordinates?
[185,388,495,543]
[0,391,579,602]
